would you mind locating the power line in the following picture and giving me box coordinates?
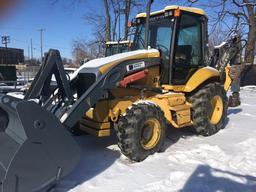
[13,38,28,44]
[13,38,70,50]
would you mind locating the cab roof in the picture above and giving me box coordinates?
[136,5,206,18]
[105,40,131,45]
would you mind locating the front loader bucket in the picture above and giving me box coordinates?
[0,95,80,192]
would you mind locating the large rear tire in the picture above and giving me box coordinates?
[188,82,228,136]
[114,102,166,162]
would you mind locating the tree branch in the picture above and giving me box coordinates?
[232,0,256,7]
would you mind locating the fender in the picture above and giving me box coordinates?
[183,67,220,92]
[162,67,220,92]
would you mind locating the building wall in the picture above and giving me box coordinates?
[0,47,24,65]
[0,47,24,81]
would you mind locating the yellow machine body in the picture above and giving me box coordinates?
[80,65,231,137]
[79,5,233,137]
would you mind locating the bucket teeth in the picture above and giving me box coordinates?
[0,95,80,192]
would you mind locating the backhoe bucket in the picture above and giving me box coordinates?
[0,95,80,192]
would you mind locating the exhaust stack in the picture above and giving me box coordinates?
[144,0,154,49]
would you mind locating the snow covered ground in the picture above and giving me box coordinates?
[56,86,256,192]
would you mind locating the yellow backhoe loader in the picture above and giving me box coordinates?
[0,1,244,191]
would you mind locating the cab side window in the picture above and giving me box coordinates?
[172,13,204,85]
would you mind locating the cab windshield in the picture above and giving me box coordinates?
[132,17,174,55]
[132,16,174,84]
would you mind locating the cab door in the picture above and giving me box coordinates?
[171,13,206,85]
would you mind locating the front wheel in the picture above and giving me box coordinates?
[114,102,166,162]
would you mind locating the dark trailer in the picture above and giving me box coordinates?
[0,47,24,81]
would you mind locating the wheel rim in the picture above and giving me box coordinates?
[209,95,224,125]
[140,118,161,150]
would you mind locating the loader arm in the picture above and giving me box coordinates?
[23,49,157,128]
[0,49,160,192]
[23,49,160,128]
[24,49,73,105]
[60,62,127,127]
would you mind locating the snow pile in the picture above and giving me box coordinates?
[55,86,256,192]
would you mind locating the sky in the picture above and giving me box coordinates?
[0,0,100,59]
[0,0,234,60]
[0,0,179,59]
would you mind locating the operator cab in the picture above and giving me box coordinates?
[132,6,208,85]
[105,41,132,56]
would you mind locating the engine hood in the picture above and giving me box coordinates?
[70,49,160,80]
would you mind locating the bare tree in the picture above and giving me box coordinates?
[72,37,104,64]
[208,26,228,49]
[72,38,88,64]
[109,0,124,41]
[123,0,144,39]
[241,0,256,63]
[124,0,132,39]
[53,0,144,41]
[105,0,144,41]
[104,0,112,41]
[84,0,118,42]
[52,0,145,61]
[170,0,256,64]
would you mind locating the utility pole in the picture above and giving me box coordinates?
[1,36,10,64]
[30,38,33,60]
[28,45,30,59]
[38,28,46,62]
[1,36,10,48]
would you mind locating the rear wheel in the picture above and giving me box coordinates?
[188,82,228,136]
[114,102,166,162]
